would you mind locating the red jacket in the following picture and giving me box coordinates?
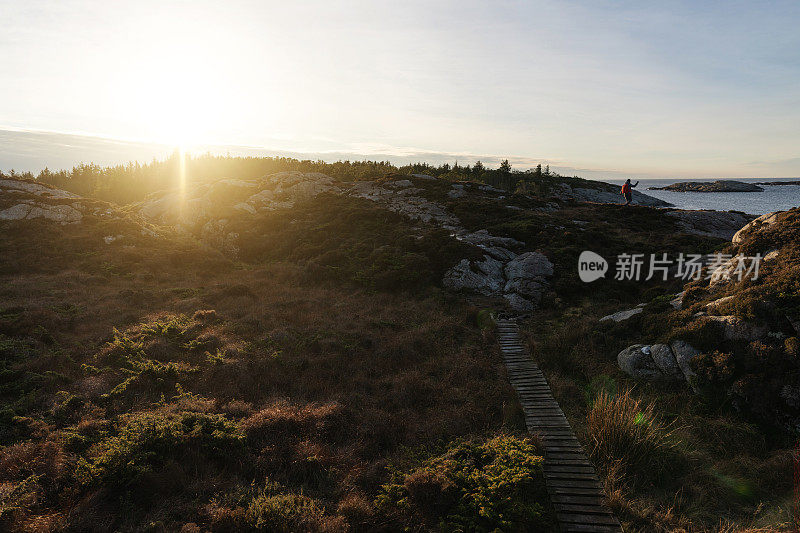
[621,183,631,194]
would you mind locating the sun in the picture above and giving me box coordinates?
[130,60,228,149]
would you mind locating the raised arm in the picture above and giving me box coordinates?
[633,181,640,188]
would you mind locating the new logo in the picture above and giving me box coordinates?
[578,251,608,282]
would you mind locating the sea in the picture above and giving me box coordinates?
[606,177,800,216]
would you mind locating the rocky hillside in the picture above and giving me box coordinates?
[613,208,800,433]
[131,171,751,313]
[0,169,786,531]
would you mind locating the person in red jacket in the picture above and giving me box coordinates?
[621,179,639,205]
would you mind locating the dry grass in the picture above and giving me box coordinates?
[587,389,681,485]
[0,205,528,531]
[521,305,795,531]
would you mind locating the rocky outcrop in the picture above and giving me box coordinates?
[670,341,700,391]
[707,255,741,288]
[503,252,554,308]
[550,182,670,207]
[139,172,338,229]
[0,178,162,245]
[0,179,80,200]
[600,305,644,322]
[670,292,685,310]
[618,341,700,388]
[443,256,505,296]
[135,172,553,312]
[705,295,735,314]
[0,202,82,223]
[618,345,665,381]
[731,211,781,244]
[349,179,460,231]
[666,210,755,240]
[0,178,85,224]
[649,180,763,192]
[456,230,522,261]
[442,248,553,312]
[137,171,340,254]
[351,177,552,312]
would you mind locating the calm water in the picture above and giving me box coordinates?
[607,177,800,215]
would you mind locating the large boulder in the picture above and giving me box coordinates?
[618,345,665,381]
[504,292,536,313]
[618,342,700,386]
[504,251,553,281]
[651,343,683,380]
[732,211,781,244]
[671,340,700,391]
[442,256,505,296]
[503,252,553,305]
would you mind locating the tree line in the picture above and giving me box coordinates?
[0,152,560,205]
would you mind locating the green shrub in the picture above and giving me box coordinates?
[376,436,551,531]
[246,486,329,532]
[76,411,244,487]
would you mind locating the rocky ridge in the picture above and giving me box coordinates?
[550,181,670,207]
[2,172,761,315]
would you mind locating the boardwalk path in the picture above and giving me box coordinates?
[496,319,622,533]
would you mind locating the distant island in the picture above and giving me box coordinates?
[648,180,763,192]
[757,180,800,186]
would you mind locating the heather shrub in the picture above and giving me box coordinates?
[75,411,244,487]
[376,436,551,531]
[246,487,341,532]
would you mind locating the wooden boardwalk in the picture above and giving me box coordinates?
[496,319,622,533]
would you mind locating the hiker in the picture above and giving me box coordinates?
[621,179,639,205]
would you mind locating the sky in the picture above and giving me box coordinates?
[1,0,799,178]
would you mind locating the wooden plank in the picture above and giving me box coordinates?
[540,436,579,443]
[554,503,615,514]
[498,322,620,532]
[545,454,588,462]
[551,494,607,506]
[546,480,603,490]
[545,472,599,481]
[557,513,621,526]
[548,486,608,496]
[545,459,594,467]
[560,524,622,532]
[544,465,597,475]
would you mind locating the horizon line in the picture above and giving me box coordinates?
[1,125,797,181]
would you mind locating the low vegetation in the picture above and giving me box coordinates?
[376,436,552,531]
[0,185,538,531]
[2,157,797,531]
